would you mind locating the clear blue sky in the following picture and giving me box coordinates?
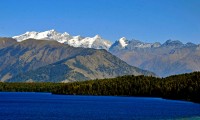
[0,0,200,43]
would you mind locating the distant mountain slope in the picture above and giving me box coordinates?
[8,49,155,82]
[13,30,112,50]
[0,38,155,82]
[109,39,200,77]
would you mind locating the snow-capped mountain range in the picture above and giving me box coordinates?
[13,29,112,50]
[13,29,198,51]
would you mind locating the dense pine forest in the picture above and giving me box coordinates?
[0,72,200,103]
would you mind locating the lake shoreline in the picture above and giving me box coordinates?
[53,93,200,104]
[1,91,199,104]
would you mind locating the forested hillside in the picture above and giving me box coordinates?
[0,72,199,103]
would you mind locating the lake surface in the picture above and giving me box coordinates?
[0,92,200,120]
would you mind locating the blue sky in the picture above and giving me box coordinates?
[0,0,200,43]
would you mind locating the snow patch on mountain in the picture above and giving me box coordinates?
[119,37,128,48]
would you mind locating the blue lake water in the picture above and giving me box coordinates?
[0,92,200,120]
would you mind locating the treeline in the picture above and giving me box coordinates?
[0,72,200,103]
[0,82,64,93]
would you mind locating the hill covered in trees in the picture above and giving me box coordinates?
[0,72,199,103]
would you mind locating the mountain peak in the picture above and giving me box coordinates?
[94,34,101,39]
[63,32,70,36]
[119,37,126,41]
[43,29,56,33]
[185,42,197,47]
[162,39,183,47]
[24,31,37,34]
[118,37,128,48]
[49,29,56,32]
[73,35,81,39]
[127,40,159,49]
